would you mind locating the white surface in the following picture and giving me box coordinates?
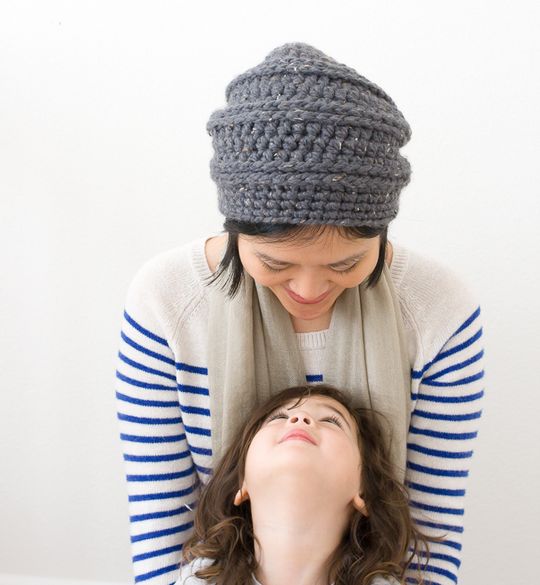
[0,576,126,585]
[1,1,539,583]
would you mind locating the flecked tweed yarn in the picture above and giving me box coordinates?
[206,42,412,227]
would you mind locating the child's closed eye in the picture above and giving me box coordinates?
[321,415,343,429]
[265,410,288,423]
[266,410,344,429]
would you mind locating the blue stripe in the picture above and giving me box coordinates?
[414,518,464,534]
[116,391,180,408]
[413,549,461,568]
[407,460,469,478]
[131,521,194,543]
[432,328,483,366]
[439,540,462,551]
[422,371,484,387]
[409,425,478,440]
[406,579,441,585]
[412,327,482,379]
[116,370,177,391]
[196,464,213,475]
[306,374,323,382]
[121,330,175,366]
[411,307,481,378]
[131,503,195,522]
[414,409,482,421]
[127,465,195,482]
[176,362,208,375]
[120,432,186,444]
[124,451,190,463]
[180,404,211,416]
[118,351,177,381]
[132,544,182,562]
[407,563,457,583]
[135,563,179,583]
[453,306,480,336]
[408,443,473,459]
[124,310,169,346]
[416,390,484,404]
[118,412,183,426]
[424,350,484,381]
[411,366,428,380]
[190,445,212,456]
[408,481,466,497]
[178,383,210,396]
[128,483,198,502]
[410,500,464,515]
[185,424,211,437]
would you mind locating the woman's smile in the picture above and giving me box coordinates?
[284,287,332,305]
[236,228,381,331]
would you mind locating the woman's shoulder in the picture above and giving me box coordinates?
[124,234,216,309]
[389,241,482,364]
[122,234,218,340]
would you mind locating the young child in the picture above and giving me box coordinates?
[177,384,431,585]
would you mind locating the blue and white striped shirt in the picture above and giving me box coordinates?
[115,235,485,585]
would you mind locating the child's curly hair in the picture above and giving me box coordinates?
[182,384,433,584]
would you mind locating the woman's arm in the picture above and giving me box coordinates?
[404,306,485,585]
[115,270,200,585]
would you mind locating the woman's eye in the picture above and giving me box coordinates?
[331,262,359,274]
[321,415,343,428]
[262,262,288,273]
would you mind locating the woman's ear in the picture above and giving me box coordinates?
[234,486,250,506]
[352,493,368,516]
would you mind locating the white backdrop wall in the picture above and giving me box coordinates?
[1,1,539,583]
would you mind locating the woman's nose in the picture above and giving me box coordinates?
[288,274,329,301]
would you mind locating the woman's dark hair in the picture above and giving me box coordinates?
[182,384,433,585]
[207,219,388,298]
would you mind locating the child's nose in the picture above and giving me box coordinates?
[290,413,312,425]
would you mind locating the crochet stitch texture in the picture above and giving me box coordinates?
[206,42,412,227]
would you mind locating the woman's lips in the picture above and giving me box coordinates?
[284,288,331,305]
[279,429,317,445]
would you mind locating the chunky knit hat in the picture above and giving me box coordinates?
[206,42,412,228]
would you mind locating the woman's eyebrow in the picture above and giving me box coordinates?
[254,251,367,267]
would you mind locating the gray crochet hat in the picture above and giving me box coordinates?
[206,42,412,228]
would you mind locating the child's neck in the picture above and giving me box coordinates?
[250,488,347,585]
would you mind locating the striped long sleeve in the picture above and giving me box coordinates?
[116,308,200,585]
[404,307,485,585]
[114,238,485,585]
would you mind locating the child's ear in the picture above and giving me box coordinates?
[352,493,368,516]
[234,486,250,506]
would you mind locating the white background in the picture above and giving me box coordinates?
[1,1,539,583]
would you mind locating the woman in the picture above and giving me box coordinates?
[178,384,431,585]
[115,42,484,585]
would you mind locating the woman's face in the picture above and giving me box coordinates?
[243,395,362,505]
[237,226,380,324]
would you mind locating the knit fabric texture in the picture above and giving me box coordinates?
[115,234,485,585]
[206,42,412,227]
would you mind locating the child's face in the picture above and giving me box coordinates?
[242,395,363,508]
